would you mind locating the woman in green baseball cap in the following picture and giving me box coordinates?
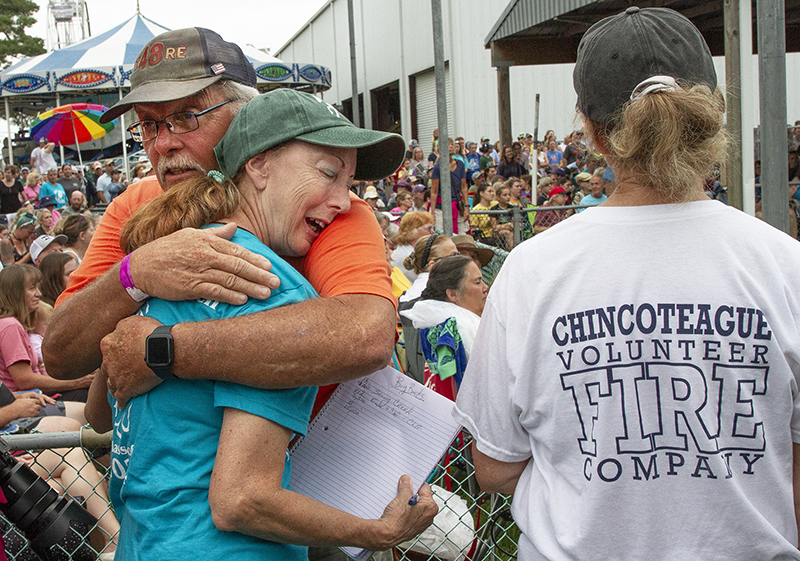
[86,89,436,560]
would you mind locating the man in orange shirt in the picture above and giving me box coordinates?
[44,28,397,418]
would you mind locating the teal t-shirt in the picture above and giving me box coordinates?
[39,181,68,208]
[577,193,607,212]
[109,228,318,561]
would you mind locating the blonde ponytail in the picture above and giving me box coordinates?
[587,84,727,202]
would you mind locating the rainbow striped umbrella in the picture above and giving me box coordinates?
[31,103,116,145]
[30,103,116,167]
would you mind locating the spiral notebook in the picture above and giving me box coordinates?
[289,366,461,561]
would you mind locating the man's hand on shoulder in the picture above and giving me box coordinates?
[101,315,163,408]
[130,223,281,305]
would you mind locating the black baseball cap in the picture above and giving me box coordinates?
[573,7,716,124]
[101,28,257,124]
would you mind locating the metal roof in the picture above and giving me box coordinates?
[486,0,800,66]
[484,0,594,46]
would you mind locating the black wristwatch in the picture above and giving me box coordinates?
[145,325,175,380]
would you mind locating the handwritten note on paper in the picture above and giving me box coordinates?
[289,366,461,561]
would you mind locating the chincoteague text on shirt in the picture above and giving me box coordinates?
[551,302,772,484]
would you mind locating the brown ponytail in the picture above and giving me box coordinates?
[120,174,241,254]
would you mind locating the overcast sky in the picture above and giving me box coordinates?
[0,0,329,148]
[27,0,328,54]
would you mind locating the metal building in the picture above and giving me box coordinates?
[277,0,800,157]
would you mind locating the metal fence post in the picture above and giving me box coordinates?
[512,205,521,247]
[431,0,453,235]
[757,0,789,232]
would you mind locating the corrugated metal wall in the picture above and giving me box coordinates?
[415,67,454,155]
[277,0,800,146]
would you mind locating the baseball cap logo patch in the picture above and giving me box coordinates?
[135,42,188,70]
[211,63,226,75]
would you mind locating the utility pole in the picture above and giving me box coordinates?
[347,0,360,127]
[431,0,452,234]
[757,0,788,232]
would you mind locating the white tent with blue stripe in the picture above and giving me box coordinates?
[0,13,331,166]
[2,14,171,87]
[1,13,331,98]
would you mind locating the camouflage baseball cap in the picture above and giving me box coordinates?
[100,28,257,124]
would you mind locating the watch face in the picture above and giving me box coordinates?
[147,337,172,366]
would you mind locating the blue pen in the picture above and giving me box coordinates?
[408,493,419,506]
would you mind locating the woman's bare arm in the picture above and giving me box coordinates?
[8,362,93,394]
[85,368,113,433]
[471,442,530,495]
[209,407,437,550]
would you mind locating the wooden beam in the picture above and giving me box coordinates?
[497,67,512,149]
[490,37,582,67]
[681,0,724,19]
[724,0,743,210]
[489,0,800,70]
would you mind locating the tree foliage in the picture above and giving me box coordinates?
[0,0,45,70]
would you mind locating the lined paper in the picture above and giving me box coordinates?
[289,366,461,561]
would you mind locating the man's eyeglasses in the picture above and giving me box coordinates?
[127,99,233,142]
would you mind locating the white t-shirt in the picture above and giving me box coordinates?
[31,147,57,175]
[454,200,800,561]
[96,174,112,200]
[400,272,428,303]
[391,244,417,282]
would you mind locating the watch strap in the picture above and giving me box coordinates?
[146,325,175,380]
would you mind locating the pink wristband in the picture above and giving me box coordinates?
[120,254,150,302]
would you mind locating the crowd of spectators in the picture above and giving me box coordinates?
[362,129,613,256]
[0,193,99,405]
[0,152,151,273]
[1,147,156,224]
[771,121,800,236]
[361,122,800,264]
[0,155,118,558]
[0,262,117,557]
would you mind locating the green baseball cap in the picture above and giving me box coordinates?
[214,89,405,181]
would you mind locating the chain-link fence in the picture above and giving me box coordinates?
[0,429,116,561]
[470,203,597,252]
[393,431,518,561]
[0,428,517,561]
